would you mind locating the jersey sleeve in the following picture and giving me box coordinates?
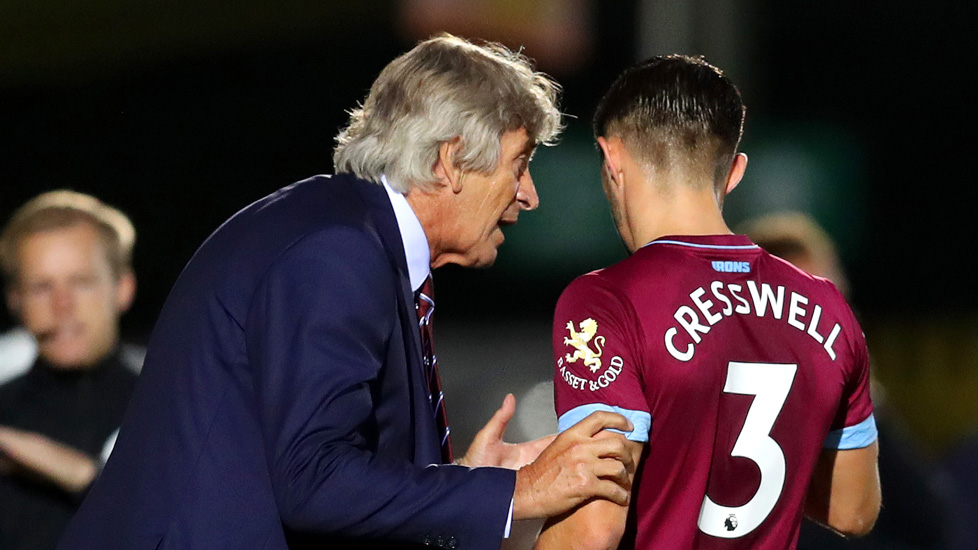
[824,298,877,450]
[552,273,650,442]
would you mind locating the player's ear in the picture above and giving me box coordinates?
[724,152,748,195]
[432,137,465,194]
[597,136,625,188]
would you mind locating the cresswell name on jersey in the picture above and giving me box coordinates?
[665,280,842,362]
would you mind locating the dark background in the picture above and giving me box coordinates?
[2,0,976,457]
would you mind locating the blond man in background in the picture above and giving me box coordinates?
[0,191,141,550]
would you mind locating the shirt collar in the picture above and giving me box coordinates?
[641,234,759,250]
[381,175,430,292]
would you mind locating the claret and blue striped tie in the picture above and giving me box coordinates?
[415,274,453,463]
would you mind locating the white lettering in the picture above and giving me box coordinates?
[589,356,624,391]
[728,284,751,314]
[807,305,825,343]
[665,327,694,361]
[559,364,589,391]
[676,305,710,344]
[787,292,808,331]
[691,287,722,325]
[712,280,734,316]
[823,324,842,360]
[747,281,785,319]
[662,281,845,362]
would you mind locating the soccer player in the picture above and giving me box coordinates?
[536,55,881,549]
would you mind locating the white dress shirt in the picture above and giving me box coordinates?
[380,175,515,538]
[381,175,429,293]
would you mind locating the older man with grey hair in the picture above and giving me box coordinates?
[59,33,634,550]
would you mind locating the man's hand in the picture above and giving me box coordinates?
[457,394,555,469]
[0,425,97,494]
[512,411,635,520]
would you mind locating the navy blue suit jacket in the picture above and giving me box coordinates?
[58,175,516,549]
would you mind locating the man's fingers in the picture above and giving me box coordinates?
[593,456,631,488]
[573,411,633,437]
[580,434,635,465]
[591,478,630,507]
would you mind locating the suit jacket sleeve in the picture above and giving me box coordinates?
[243,227,515,548]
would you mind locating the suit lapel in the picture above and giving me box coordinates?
[346,176,426,378]
[352,179,416,308]
[336,174,442,465]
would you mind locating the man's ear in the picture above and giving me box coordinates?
[724,152,748,195]
[115,271,136,314]
[432,138,464,194]
[597,136,626,190]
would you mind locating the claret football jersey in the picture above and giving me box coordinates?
[552,235,876,550]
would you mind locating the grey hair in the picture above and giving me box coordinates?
[333,33,563,192]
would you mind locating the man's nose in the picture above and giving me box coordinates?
[517,170,539,211]
[51,285,75,315]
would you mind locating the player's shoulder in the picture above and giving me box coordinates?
[558,267,616,302]
[555,263,647,327]
[565,249,654,288]
[763,251,848,302]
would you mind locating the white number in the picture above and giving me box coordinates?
[697,361,797,538]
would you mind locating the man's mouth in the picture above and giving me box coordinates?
[38,324,84,344]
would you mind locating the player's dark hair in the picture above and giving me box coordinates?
[593,54,745,187]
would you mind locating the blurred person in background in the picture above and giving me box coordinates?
[58,33,634,550]
[0,190,141,550]
[741,211,955,550]
[537,55,880,549]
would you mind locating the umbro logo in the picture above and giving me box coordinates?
[711,260,751,273]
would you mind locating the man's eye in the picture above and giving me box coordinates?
[24,282,52,296]
[514,158,528,177]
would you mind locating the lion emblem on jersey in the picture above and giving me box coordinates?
[564,318,606,373]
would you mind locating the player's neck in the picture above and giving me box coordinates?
[628,187,732,250]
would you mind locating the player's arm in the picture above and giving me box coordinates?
[804,295,881,538]
[534,438,644,550]
[804,439,881,537]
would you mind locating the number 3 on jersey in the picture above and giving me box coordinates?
[697,361,797,538]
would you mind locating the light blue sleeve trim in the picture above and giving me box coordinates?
[824,413,878,449]
[558,403,651,443]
